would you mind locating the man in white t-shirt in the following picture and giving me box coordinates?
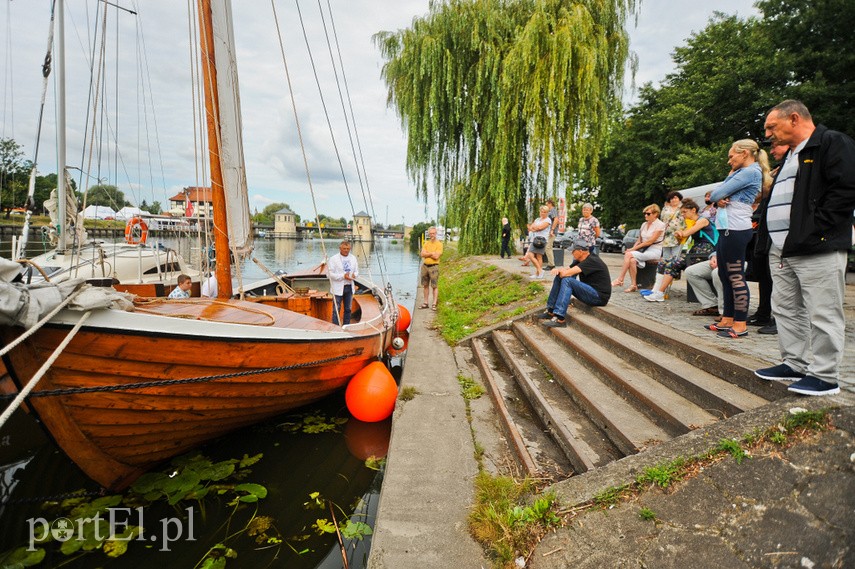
[327,240,359,325]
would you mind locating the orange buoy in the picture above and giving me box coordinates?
[345,361,398,422]
[124,217,149,245]
[395,304,411,334]
[344,417,392,460]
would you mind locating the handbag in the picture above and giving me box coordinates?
[532,236,547,249]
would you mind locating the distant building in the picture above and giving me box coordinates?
[168,187,213,218]
[273,206,297,238]
[352,211,372,242]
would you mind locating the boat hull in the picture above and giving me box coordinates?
[1,296,394,490]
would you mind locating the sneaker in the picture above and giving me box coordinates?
[758,318,777,334]
[528,273,542,279]
[644,291,664,302]
[787,375,840,396]
[747,313,772,327]
[537,311,555,319]
[754,363,805,382]
[543,317,567,328]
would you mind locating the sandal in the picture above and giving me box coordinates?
[611,279,623,287]
[717,328,747,338]
[623,285,638,293]
[704,323,731,332]
[419,303,429,309]
[431,304,437,311]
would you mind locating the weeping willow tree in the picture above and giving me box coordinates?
[375,0,636,253]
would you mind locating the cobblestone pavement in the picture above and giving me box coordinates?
[480,252,855,392]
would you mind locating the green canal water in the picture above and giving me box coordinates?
[0,236,421,568]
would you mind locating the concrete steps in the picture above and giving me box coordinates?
[464,303,788,478]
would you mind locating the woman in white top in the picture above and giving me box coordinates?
[524,205,552,279]
[611,204,666,292]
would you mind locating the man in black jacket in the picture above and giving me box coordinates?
[754,100,855,395]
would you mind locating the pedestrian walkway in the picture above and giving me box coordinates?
[368,294,488,568]
[369,252,855,568]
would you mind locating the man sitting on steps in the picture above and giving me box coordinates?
[539,238,612,328]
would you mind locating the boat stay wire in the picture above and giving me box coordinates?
[270,0,328,261]
[0,351,359,401]
[320,0,389,280]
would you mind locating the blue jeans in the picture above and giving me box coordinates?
[333,285,353,325]
[546,276,603,319]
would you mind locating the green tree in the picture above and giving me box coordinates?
[376,0,635,253]
[32,173,58,213]
[756,0,855,135]
[0,138,31,212]
[597,13,785,228]
[85,184,127,209]
[149,201,162,215]
[252,202,299,225]
[409,220,436,248]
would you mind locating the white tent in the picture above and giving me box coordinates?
[115,206,144,220]
[82,204,116,219]
[679,182,720,203]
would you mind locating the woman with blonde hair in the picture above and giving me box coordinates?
[611,204,665,292]
[705,138,771,339]
[524,205,552,279]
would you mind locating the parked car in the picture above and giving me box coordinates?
[555,229,579,249]
[597,231,622,253]
[622,229,640,252]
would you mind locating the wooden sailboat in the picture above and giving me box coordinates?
[0,0,399,491]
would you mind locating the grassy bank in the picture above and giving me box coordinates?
[433,247,545,344]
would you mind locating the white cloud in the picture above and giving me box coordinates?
[2,0,756,224]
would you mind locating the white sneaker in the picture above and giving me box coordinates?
[644,291,664,302]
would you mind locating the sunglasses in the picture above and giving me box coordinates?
[644,211,655,216]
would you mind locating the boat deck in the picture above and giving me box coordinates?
[131,292,372,332]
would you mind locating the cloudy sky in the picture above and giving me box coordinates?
[0,0,758,225]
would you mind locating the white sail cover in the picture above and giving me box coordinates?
[210,0,253,255]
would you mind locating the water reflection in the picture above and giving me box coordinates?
[0,235,421,568]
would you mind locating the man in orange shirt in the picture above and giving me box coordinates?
[419,227,443,310]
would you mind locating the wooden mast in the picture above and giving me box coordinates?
[197,0,233,298]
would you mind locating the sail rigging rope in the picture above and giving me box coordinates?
[270,0,327,260]
[318,0,389,281]
[15,0,57,259]
[0,311,92,429]
[0,351,359,400]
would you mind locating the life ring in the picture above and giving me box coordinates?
[124,217,149,245]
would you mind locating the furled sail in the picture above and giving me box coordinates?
[209,0,253,255]
[43,171,87,248]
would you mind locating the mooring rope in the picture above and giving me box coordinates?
[0,312,92,429]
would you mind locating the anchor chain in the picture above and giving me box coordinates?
[0,351,361,400]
